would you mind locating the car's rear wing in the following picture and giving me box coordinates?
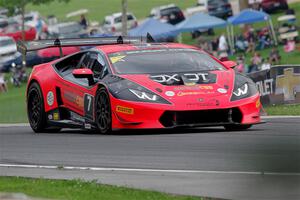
[17,34,155,57]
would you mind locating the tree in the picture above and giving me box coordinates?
[0,0,69,41]
[121,0,127,36]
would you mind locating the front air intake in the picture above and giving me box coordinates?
[159,108,242,127]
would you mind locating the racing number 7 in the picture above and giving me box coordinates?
[84,94,94,120]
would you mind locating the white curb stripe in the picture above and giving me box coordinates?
[0,164,299,176]
[261,116,300,119]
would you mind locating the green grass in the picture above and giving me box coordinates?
[264,104,300,115]
[0,177,209,200]
[0,83,27,123]
[27,0,196,22]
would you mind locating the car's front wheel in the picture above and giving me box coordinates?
[95,88,112,134]
[224,124,252,131]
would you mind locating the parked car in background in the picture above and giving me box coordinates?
[150,4,185,25]
[47,22,88,39]
[0,17,8,32]
[261,0,288,13]
[0,36,17,58]
[102,12,138,33]
[0,46,80,73]
[197,0,232,19]
[0,24,36,41]
[0,7,8,16]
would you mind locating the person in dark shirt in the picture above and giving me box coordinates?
[79,14,88,29]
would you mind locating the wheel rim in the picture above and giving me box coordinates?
[28,89,41,128]
[96,91,111,132]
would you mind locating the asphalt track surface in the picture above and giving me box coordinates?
[0,117,300,200]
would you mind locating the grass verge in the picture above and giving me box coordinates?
[264,104,300,115]
[0,176,210,200]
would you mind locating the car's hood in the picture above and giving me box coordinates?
[118,70,235,107]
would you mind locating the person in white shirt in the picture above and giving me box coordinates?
[0,73,7,92]
[218,33,228,52]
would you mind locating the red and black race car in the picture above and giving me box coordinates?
[17,36,262,134]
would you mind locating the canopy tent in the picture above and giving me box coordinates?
[227,9,277,50]
[176,12,227,33]
[128,18,178,41]
[175,12,229,46]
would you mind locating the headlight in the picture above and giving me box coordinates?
[231,74,258,101]
[106,75,171,104]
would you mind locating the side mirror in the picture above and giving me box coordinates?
[223,61,237,69]
[72,68,95,85]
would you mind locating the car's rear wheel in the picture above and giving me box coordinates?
[224,124,252,131]
[95,88,112,134]
[27,82,47,133]
[27,82,61,133]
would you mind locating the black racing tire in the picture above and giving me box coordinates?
[95,88,112,134]
[224,124,252,131]
[27,82,61,133]
[27,82,47,133]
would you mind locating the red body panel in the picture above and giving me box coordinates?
[27,43,262,130]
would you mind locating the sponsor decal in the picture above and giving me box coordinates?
[75,96,84,108]
[186,99,219,107]
[174,85,213,91]
[165,91,175,97]
[64,92,84,108]
[47,91,54,106]
[53,112,60,120]
[256,79,273,96]
[150,73,209,84]
[116,106,134,114]
[177,91,206,97]
[110,55,126,64]
[233,84,248,96]
[275,68,300,101]
[217,88,227,94]
[129,89,157,101]
[256,99,261,108]
[48,114,53,120]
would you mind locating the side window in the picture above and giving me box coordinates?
[80,52,93,69]
[91,53,107,79]
[127,15,134,20]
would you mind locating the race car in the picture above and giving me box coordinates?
[17,35,262,134]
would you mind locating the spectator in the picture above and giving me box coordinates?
[261,58,271,70]
[269,48,281,64]
[284,38,296,53]
[235,35,248,52]
[218,33,228,53]
[35,17,43,40]
[211,37,219,56]
[246,29,256,53]
[79,14,88,29]
[0,73,7,93]
[257,28,271,50]
[236,54,246,73]
[249,52,262,73]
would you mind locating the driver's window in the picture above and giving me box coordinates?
[91,53,107,79]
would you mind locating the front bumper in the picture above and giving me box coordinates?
[110,94,261,129]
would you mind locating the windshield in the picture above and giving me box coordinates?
[109,49,225,74]
[0,38,14,46]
